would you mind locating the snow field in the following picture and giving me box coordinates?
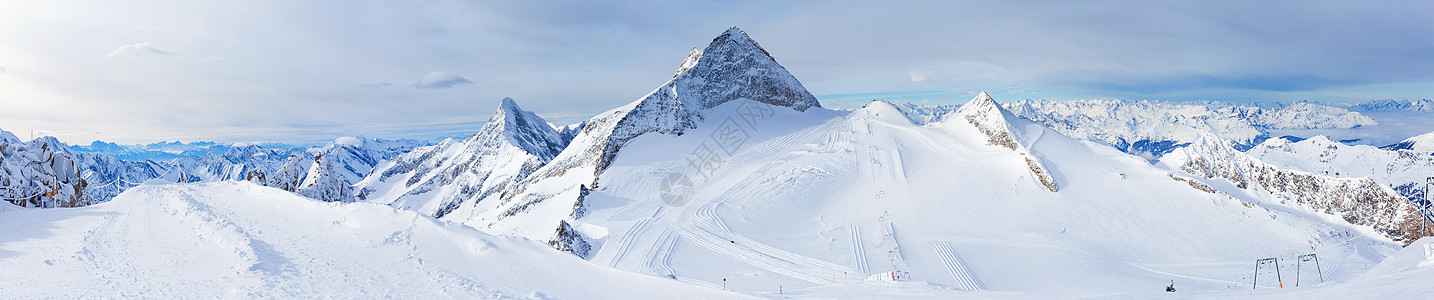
[0,181,747,298]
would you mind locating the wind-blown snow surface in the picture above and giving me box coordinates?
[0,181,743,298]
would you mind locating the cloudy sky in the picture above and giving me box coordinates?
[2,0,1432,145]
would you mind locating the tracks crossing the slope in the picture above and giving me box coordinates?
[675,227,844,286]
[644,229,681,276]
[607,217,656,268]
[930,241,985,291]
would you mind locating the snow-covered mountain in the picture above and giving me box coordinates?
[257,136,429,202]
[1002,99,1376,159]
[891,102,960,126]
[70,140,300,161]
[1352,99,1434,112]
[1383,131,1434,153]
[356,97,568,220]
[0,133,95,208]
[407,27,823,257]
[1247,133,1434,218]
[1160,133,1427,243]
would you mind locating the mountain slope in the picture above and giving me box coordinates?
[572,94,1400,296]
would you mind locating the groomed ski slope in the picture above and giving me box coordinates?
[0,181,745,299]
[580,98,1406,298]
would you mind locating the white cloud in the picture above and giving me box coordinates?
[413,71,473,89]
[909,69,935,82]
[103,42,178,60]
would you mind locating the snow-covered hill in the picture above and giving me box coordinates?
[0,181,743,298]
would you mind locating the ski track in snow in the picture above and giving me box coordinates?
[930,241,985,291]
[627,115,859,286]
[675,227,839,285]
[645,229,680,277]
[849,223,870,275]
[607,217,655,268]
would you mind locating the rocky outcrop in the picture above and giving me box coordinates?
[0,136,94,208]
[547,220,592,259]
[1162,134,1429,244]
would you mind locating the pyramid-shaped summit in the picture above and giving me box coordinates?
[945,92,1059,192]
[584,26,824,169]
[473,97,565,161]
[953,92,1023,151]
[669,26,821,112]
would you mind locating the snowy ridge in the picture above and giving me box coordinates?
[1160,133,1429,244]
[1352,99,1434,112]
[1383,131,1434,153]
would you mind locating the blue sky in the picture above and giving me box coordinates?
[1,0,1432,144]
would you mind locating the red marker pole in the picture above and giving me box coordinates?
[722,278,726,290]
